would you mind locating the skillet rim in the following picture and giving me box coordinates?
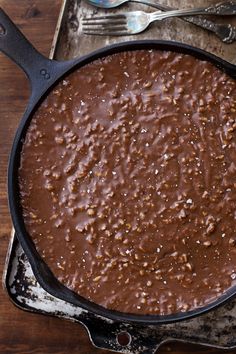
[8,39,236,325]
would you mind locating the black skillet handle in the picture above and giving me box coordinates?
[0,7,70,103]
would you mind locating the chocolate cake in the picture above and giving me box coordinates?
[19,50,236,315]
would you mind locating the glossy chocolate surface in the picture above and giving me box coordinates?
[19,50,236,315]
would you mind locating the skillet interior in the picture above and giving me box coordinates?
[8,40,236,325]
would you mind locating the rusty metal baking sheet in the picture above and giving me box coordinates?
[4,0,236,353]
[53,0,236,63]
[4,233,236,354]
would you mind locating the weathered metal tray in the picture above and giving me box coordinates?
[3,0,236,353]
[52,0,236,62]
[4,232,236,353]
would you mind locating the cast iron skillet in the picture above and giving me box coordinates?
[1,7,236,325]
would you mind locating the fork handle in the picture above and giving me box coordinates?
[150,1,236,20]
[180,17,236,44]
[206,1,236,15]
[131,0,236,43]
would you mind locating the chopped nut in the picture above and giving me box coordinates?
[93,276,101,282]
[178,209,186,219]
[176,274,184,281]
[185,262,193,271]
[203,240,212,247]
[45,182,54,191]
[143,81,152,88]
[229,238,236,247]
[206,223,215,235]
[179,253,188,263]
[55,136,64,144]
[87,208,95,216]
[65,235,71,242]
[139,212,145,220]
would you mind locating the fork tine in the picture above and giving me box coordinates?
[82,14,126,21]
[83,27,127,34]
[82,20,127,26]
[83,30,128,36]
[83,24,127,29]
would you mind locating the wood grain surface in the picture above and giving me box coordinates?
[0,1,236,353]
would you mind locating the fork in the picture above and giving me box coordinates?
[82,2,236,35]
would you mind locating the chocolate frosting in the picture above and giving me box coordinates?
[19,50,236,315]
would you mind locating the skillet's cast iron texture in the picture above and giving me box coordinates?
[1,7,236,324]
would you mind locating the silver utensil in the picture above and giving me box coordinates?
[82,3,236,36]
[85,0,236,43]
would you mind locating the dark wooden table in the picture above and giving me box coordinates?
[0,1,235,353]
